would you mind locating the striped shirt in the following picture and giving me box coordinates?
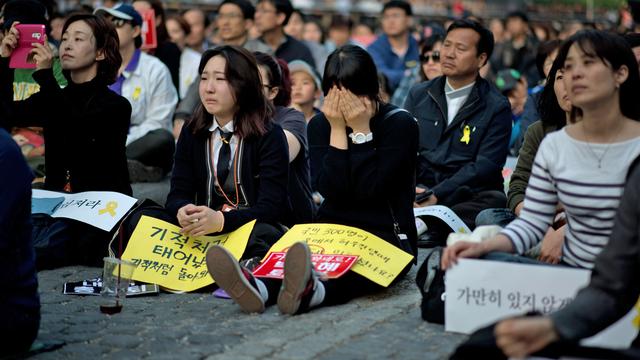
[501,128,640,269]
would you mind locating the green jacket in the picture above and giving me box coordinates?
[507,120,560,212]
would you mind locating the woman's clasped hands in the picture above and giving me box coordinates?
[177,204,225,237]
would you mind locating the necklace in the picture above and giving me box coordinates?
[581,122,624,169]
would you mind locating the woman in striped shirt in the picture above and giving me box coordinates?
[442,30,640,270]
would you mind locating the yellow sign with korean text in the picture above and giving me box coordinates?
[264,223,414,287]
[121,216,255,292]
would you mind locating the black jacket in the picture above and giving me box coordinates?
[166,121,290,233]
[404,76,511,202]
[308,103,419,256]
[0,61,132,195]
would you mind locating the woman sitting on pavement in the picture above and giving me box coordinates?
[166,45,290,267]
[206,44,418,315]
[442,30,640,270]
[0,14,131,267]
[452,157,640,360]
[253,52,315,226]
[0,15,131,194]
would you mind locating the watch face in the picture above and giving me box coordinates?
[353,133,366,143]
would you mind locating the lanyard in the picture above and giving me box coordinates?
[209,133,241,208]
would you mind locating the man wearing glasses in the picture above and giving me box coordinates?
[95,4,178,183]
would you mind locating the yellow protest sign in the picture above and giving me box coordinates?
[265,223,413,287]
[121,216,255,292]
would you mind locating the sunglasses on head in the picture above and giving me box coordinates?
[420,51,440,63]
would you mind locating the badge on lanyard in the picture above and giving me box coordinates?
[460,125,471,145]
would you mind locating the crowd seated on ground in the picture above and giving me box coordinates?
[4,0,640,357]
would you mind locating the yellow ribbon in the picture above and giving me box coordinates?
[98,201,118,217]
[632,298,640,328]
[460,125,471,145]
[132,87,141,100]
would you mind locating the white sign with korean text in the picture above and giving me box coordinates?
[445,259,638,349]
[32,189,137,232]
[414,205,471,233]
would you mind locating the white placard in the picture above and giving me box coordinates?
[445,259,638,349]
[32,189,138,232]
[413,205,471,233]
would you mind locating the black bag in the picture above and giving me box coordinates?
[415,246,446,324]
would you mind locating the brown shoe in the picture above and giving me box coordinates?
[206,246,265,313]
[277,242,315,315]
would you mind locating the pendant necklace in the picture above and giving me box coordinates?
[582,122,623,169]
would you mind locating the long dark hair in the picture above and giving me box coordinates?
[190,45,273,138]
[61,14,122,85]
[555,29,640,122]
[537,54,567,129]
[253,52,291,107]
[322,44,381,103]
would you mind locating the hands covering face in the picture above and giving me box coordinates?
[321,86,376,132]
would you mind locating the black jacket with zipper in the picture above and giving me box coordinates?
[404,75,512,203]
[166,121,290,233]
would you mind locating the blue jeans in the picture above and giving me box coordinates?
[474,208,516,228]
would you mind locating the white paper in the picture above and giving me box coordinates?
[32,190,138,231]
[413,205,471,233]
[445,259,638,349]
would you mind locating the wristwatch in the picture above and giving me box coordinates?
[349,132,373,144]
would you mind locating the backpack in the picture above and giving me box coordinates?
[415,246,446,324]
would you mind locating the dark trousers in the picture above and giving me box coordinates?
[32,215,113,269]
[126,129,175,173]
[448,190,507,229]
[261,264,410,307]
[451,320,640,360]
[0,307,39,355]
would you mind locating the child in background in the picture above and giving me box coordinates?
[289,60,322,122]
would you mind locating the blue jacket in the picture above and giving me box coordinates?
[404,76,512,202]
[367,34,419,92]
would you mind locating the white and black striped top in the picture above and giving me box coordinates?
[501,128,640,269]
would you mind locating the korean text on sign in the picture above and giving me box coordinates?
[121,216,255,292]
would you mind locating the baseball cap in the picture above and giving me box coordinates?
[495,69,522,94]
[288,60,322,90]
[94,4,143,27]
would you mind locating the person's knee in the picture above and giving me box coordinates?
[475,208,515,227]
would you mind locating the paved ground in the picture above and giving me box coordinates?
[31,250,466,360]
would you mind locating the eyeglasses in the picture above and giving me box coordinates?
[217,13,244,20]
[110,18,132,28]
[420,51,440,63]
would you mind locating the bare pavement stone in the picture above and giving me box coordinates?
[32,251,467,359]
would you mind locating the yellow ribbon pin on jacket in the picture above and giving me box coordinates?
[460,125,471,145]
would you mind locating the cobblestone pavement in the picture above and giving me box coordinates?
[32,251,466,359]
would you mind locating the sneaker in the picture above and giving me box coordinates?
[206,246,265,313]
[127,159,164,183]
[277,242,316,315]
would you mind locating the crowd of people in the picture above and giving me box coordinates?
[2,0,640,358]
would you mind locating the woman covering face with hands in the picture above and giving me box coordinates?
[206,45,419,316]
